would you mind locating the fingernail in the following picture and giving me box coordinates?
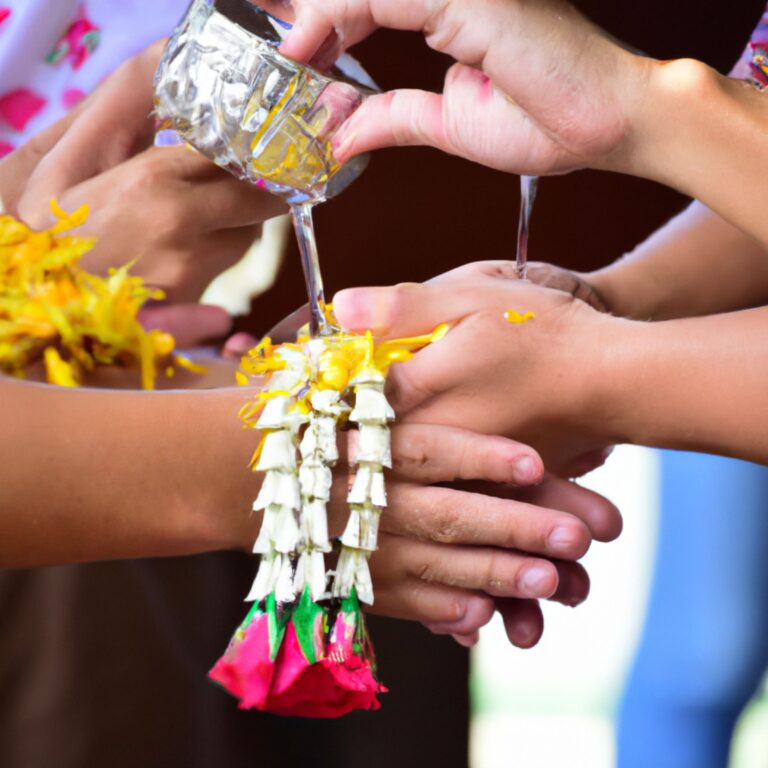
[548,526,581,556]
[511,621,536,647]
[331,126,356,163]
[512,456,538,484]
[519,565,554,597]
[332,288,378,331]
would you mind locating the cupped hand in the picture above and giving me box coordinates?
[281,0,648,176]
[326,422,621,648]
[0,41,286,302]
[333,261,622,477]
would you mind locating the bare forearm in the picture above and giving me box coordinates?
[0,378,260,567]
[620,59,768,249]
[588,202,768,320]
[597,307,768,462]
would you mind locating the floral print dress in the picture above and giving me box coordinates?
[0,0,188,158]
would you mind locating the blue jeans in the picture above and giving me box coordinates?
[617,451,768,768]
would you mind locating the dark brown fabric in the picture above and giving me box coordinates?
[0,557,470,768]
[1,1,763,767]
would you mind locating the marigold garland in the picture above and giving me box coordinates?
[0,200,193,388]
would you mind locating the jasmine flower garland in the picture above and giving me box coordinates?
[210,325,447,717]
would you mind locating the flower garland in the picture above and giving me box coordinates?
[0,200,198,388]
[210,322,447,717]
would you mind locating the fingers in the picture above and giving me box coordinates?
[280,3,337,64]
[372,424,544,485]
[370,571,496,628]
[375,534,562,600]
[222,332,259,359]
[333,279,487,336]
[63,146,286,233]
[138,304,233,348]
[497,599,544,648]
[424,561,589,648]
[551,560,590,607]
[526,262,609,313]
[516,476,623,543]
[17,42,164,215]
[385,483,591,560]
[420,596,496,640]
[332,89,447,163]
[0,107,82,214]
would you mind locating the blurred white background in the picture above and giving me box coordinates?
[470,446,768,768]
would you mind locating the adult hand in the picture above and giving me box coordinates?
[280,0,648,176]
[326,422,621,648]
[333,261,622,477]
[0,41,286,302]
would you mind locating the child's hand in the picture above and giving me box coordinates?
[328,423,621,648]
[333,261,621,477]
[0,41,286,302]
[281,0,648,176]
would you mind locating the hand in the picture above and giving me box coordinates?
[333,261,621,477]
[280,0,649,176]
[0,41,286,302]
[324,422,621,648]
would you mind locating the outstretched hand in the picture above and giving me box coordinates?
[333,261,621,477]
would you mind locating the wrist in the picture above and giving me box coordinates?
[584,260,662,320]
[553,301,631,445]
[614,57,723,183]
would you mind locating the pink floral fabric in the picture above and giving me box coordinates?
[0,1,188,158]
[732,8,768,85]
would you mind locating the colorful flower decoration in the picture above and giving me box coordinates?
[210,321,448,716]
[0,201,199,388]
[749,43,768,89]
[46,5,101,71]
[0,88,47,132]
[0,8,11,28]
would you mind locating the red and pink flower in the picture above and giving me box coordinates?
[210,588,385,718]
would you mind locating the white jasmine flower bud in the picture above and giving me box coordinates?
[252,471,301,511]
[340,505,380,551]
[333,547,374,605]
[351,367,385,387]
[294,550,329,601]
[246,552,281,602]
[256,430,297,472]
[356,424,392,467]
[275,554,297,605]
[254,504,301,554]
[255,395,292,430]
[350,387,395,424]
[301,498,331,551]
[299,415,339,464]
[299,460,333,501]
[310,389,349,417]
[348,466,387,508]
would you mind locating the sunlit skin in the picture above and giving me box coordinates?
[281,0,768,249]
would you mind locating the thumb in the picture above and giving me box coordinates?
[279,3,336,64]
[332,89,447,163]
[333,281,484,338]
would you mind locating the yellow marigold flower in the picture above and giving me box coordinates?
[505,310,535,324]
[0,200,197,389]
